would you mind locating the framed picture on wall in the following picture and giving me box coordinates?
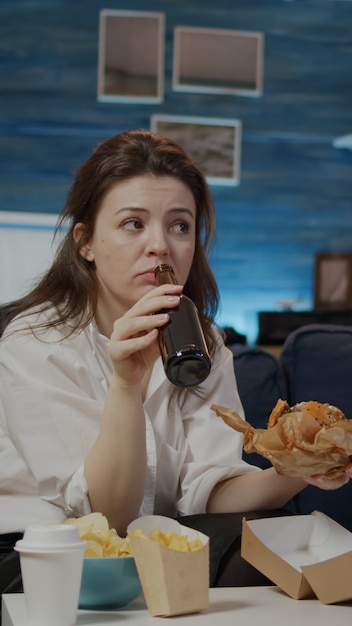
[150,114,242,186]
[314,253,352,310]
[97,10,165,103]
[172,26,264,97]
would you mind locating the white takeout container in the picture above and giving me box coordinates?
[241,511,352,604]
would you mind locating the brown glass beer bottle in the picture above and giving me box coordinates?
[154,264,211,387]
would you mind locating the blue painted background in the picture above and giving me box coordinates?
[1,0,351,341]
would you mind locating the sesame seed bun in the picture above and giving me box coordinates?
[268,399,346,429]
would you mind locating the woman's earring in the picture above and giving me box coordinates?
[82,247,94,262]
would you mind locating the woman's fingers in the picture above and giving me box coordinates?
[107,284,183,384]
[303,473,350,490]
[109,322,163,361]
[112,312,169,339]
[109,284,182,354]
[124,284,182,318]
[344,463,352,477]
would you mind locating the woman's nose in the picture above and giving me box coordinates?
[146,228,168,255]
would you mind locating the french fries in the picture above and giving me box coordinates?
[130,527,204,552]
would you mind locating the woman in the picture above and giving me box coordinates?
[0,130,349,598]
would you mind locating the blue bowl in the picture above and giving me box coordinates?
[79,556,142,610]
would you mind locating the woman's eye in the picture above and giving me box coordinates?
[122,219,143,230]
[172,221,190,234]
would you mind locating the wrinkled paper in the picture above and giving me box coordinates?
[211,403,352,477]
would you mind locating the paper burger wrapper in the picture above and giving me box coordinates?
[211,403,352,478]
[127,515,209,617]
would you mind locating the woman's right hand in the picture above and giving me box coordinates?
[86,282,183,534]
[108,283,183,387]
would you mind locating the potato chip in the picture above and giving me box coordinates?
[64,513,132,557]
[130,528,203,552]
[85,540,104,557]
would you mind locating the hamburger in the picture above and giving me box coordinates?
[267,399,347,430]
[211,400,352,478]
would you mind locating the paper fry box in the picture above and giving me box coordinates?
[127,515,209,617]
[241,511,352,604]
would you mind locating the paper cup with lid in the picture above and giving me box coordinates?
[15,523,87,626]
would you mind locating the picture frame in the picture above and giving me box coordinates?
[97,10,165,104]
[150,114,242,186]
[314,252,352,311]
[172,26,264,97]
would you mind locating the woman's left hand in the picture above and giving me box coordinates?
[303,465,352,490]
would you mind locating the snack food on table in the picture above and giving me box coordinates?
[130,527,204,552]
[211,400,352,478]
[64,513,203,557]
[64,513,132,557]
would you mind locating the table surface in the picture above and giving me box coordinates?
[2,587,352,626]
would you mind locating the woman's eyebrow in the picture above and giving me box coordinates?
[169,208,195,219]
[113,207,195,219]
[113,207,148,216]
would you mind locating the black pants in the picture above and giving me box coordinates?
[0,533,23,620]
[0,510,291,619]
[180,509,293,586]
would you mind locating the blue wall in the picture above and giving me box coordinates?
[1,0,352,341]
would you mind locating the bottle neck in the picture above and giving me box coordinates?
[154,264,178,286]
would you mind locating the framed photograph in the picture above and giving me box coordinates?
[97,10,165,103]
[150,114,242,186]
[172,26,264,97]
[314,253,352,310]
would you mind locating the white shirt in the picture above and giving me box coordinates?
[0,308,260,533]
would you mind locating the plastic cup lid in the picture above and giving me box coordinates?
[15,524,87,552]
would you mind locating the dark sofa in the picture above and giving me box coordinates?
[231,323,352,531]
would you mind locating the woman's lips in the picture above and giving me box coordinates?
[140,270,157,284]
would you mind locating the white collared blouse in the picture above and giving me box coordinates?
[0,308,260,533]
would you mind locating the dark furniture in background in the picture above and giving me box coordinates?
[257,310,352,346]
[231,323,352,532]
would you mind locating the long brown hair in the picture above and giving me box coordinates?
[2,130,219,351]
